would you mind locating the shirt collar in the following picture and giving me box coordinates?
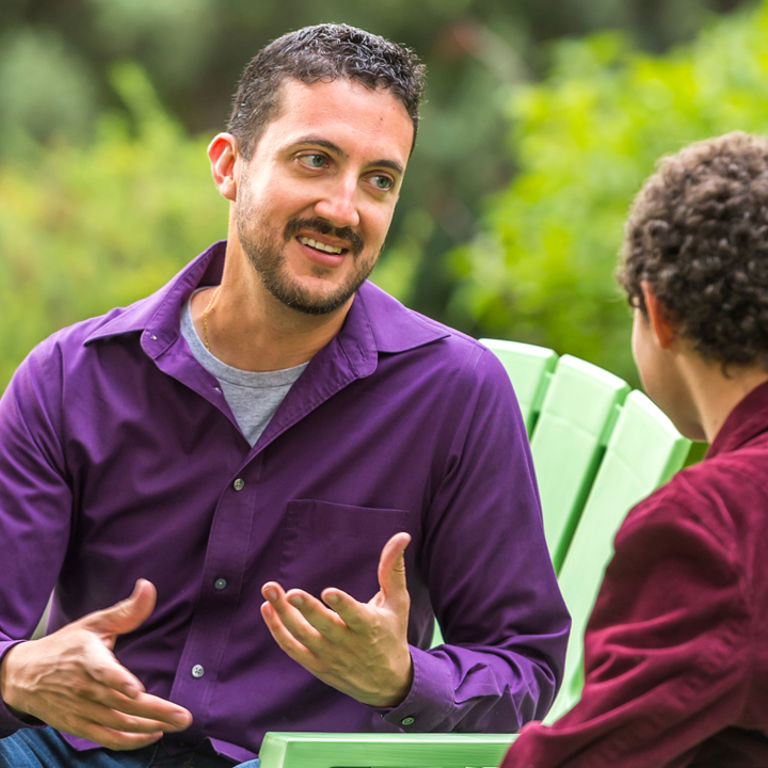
[350,280,450,352]
[321,280,450,381]
[84,240,225,353]
[707,377,768,458]
[83,240,449,365]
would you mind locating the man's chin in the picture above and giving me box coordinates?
[267,284,357,316]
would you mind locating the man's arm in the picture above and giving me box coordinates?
[1,580,192,751]
[501,488,749,767]
[0,349,192,749]
[260,346,569,732]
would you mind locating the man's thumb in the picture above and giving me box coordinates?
[85,578,157,637]
[378,532,411,603]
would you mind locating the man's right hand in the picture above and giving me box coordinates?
[0,579,192,751]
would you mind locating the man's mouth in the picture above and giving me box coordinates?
[297,236,345,255]
[285,218,363,257]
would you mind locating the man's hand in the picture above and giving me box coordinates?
[0,579,192,751]
[260,531,414,707]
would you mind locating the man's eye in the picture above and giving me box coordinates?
[371,174,394,191]
[301,153,327,168]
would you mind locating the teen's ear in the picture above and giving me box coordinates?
[640,281,677,350]
[207,133,239,202]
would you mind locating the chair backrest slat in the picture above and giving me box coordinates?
[528,354,630,572]
[479,338,557,436]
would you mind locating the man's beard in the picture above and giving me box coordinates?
[237,211,377,316]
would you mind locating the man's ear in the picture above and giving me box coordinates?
[641,281,677,350]
[207,132,239,202]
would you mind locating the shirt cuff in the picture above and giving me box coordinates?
[378,646,455,731]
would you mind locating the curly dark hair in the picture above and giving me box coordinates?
[227,23,426,160]
[617,131,768,368]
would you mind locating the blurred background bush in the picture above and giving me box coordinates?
[1,0,765,391]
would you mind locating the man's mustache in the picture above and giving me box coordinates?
[284,218,364,256]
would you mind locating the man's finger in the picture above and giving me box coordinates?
[83,640,149,699]
[89,683,193,731]
[82,688,191,731]
[319,588,369,633]
[376,532,411,605]
[49,703,166,753]
[286,590,348,637]
[261,586,329,652]
[260,601,316,663]
[68,723,163,753]
[83,579,157,638]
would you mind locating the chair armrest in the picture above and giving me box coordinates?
[259,732,515,768]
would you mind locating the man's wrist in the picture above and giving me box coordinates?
[0,644,45,726]
[0,643,28,718]
[383,657,414,707]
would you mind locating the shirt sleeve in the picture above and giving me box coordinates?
[500,481,751,768]
[383,346,570,733]
[0,341,72,735]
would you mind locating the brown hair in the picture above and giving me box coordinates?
[227,23,425,160]
[617,131,768,367]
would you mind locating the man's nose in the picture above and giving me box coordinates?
[313,176,361,230]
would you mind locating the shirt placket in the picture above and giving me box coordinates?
[167,452,264,739]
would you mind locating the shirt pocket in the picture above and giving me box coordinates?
[279,499,413,601]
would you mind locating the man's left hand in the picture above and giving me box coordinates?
[260,531,413,707]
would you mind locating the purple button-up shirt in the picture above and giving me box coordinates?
[0,242,568,762]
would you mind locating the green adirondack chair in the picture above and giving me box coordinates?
[258,339,692,768]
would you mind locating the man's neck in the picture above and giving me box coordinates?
[191,279,352,372]
[680,353,768,443]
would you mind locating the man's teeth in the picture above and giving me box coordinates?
[298,236,343,255]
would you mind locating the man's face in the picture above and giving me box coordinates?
[233,77,413,315]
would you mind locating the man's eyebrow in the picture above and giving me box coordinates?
[294,136,404,176]
[372,158,405,176]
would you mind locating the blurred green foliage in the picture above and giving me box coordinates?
[0,64,222,384]
[0,0,761,388]
[0,56,450,386]
[447,0,768,384]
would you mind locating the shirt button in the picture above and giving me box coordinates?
[233,478,245,491]
[401,716,415,726]
[191,664,205,679]
[214,577,228,590]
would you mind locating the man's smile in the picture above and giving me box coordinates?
[285,217,364,260]
[297,236,345,255]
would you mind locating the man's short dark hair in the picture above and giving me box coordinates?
[617,131,768,368]
[227,23,426,159]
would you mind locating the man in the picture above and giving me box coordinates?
[501,131,768,767]
[0,23,568,767]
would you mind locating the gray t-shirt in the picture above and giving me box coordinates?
[181,297,307,446]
